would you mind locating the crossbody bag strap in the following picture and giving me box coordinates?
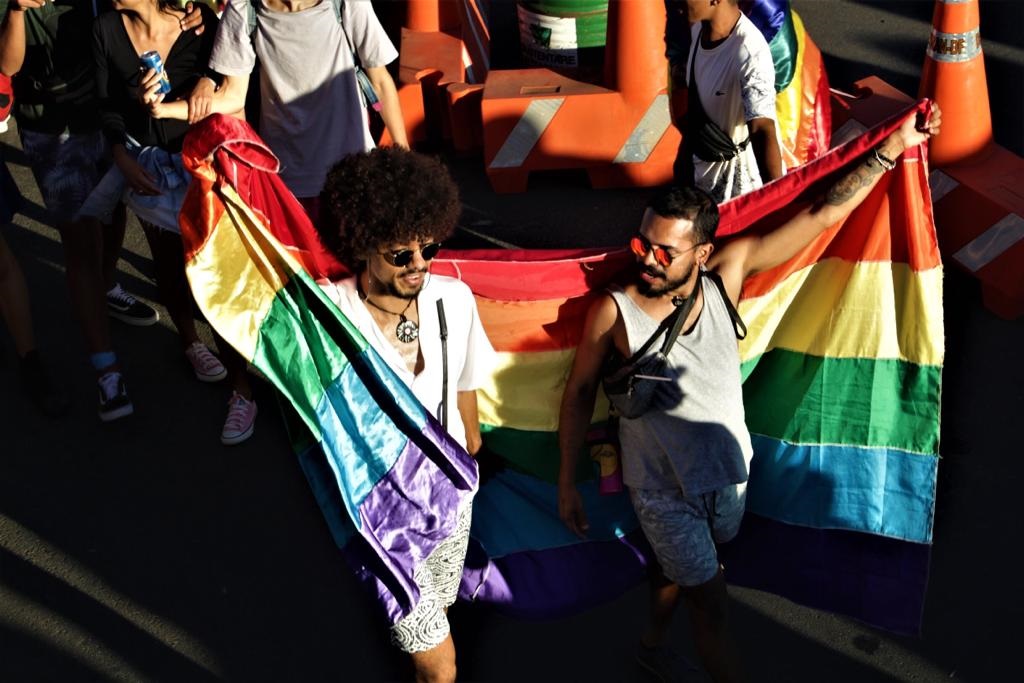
[659,273,702,354]
[704,270,747,340]
[436,299,449,431]
[336,0,382,110]
[686,29,749,160]
[618,272,702,367]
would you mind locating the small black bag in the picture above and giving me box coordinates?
[602,277,700,419]
[602,271,747,419]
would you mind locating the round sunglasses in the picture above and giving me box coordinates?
[629,234,700,268]
[380,242,442,267]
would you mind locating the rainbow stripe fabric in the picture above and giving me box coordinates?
[444,100,940,633]
[180,100,939,634]
[744,0,832,168]
[178,117,478,629]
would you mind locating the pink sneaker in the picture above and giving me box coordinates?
[221,392,257,445]
[184,341,227,382]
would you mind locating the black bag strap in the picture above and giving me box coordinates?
[436,299,449,430]
[704,269,747,340]
[622,272,703,366]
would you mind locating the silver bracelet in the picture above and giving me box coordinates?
[872,147,897,171]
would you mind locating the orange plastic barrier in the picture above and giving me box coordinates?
[480,0,678,192]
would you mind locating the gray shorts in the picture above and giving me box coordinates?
[390,504,472,653]
[629,482,746,587]
[18,128,111,224]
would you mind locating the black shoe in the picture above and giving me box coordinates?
[19,351,70,417]
[97,371,133,422]
[106,284,159,326]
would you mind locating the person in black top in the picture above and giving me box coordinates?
[84,0,258,445]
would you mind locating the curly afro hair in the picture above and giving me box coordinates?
[318,147,461,269]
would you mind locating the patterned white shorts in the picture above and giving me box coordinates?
[390,505,473,653]
[629,482,746,587]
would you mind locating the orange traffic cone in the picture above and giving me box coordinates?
[918,0,993,166]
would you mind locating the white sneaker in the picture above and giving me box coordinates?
[184,342,227,382]
[221,392,257,445]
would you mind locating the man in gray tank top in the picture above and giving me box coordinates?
[558,104,941,682]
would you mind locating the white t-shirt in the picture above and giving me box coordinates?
[321,274,497,450]
[208,0,398,197]
[687,14,778,202]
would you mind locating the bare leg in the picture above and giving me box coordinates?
[408,635,457,683]
[642,566,682,648]
[59,217,114,359]
[1,232,70,415]
[216,331,252,398]
[141,222,199,346]
[0,232,35,356]
[101,202,127,291]
[679,571,742,683]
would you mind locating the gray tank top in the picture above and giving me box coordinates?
[609,276,753,495]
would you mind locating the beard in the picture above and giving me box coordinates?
[385,268,428,299]
[637,260,697,298]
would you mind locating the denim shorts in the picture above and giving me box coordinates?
[629,482,746,587]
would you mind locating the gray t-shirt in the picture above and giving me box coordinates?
[610,277,753,495]
[208,0,398,197]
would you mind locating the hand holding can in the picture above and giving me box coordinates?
[139,51,171,95]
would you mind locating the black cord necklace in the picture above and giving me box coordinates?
[364,295,419,343]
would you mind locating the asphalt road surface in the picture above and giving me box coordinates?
[2,1,1022,681]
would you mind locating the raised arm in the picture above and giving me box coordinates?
[557,294,620,538]
[710,103,941,290]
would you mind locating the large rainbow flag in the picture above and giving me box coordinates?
[178,118,477,629]
[180,98,940,634]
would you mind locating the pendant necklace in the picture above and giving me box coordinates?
[364,295,419,343]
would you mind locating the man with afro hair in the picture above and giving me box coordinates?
[318,146,495,683]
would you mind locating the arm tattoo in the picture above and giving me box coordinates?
[825,156,885,206]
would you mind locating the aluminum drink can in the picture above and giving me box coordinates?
[139,51,172,94]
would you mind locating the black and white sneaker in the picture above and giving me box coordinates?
[97,371,134,422]
[106,284,159,326]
